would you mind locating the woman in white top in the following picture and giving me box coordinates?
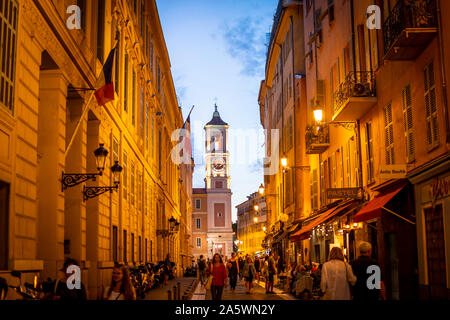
[320,247,357,300]
[104,264,136,300]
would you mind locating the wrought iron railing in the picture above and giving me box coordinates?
[306,123,330,150]
[333,71,376,115]
[383,0,437,54]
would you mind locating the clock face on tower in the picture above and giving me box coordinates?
[212,157,225,173]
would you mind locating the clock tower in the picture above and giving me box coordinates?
[205,104,230,191]
[201,104,233,259]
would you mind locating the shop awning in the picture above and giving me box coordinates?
[290,202,355,242]
[353,181,407,223]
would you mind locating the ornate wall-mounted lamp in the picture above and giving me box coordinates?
[82,161,123,201]
[61,144,109,190]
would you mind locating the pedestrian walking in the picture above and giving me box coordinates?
[320,247,356,300]
[103,264,136,300]
[238,257,244,280]
[197,255,207,287]
[163,253,172,286]
[53,258,87,300]
[208,253,228,300]
[254,256,261,283]
[226,252,239,292]
[350,242,385,301]
[267,252,277,294]
[263,256,269,292]
[242,256,257,294]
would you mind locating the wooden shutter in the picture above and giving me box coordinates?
[424,62,439,148]
[402,85,415,163]
[384,104,394,165]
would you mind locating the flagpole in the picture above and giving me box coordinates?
[64,41,119,160]
[163,105,195,165]
[64,91,95,159]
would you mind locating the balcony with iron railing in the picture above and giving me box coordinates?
[383,0,437,60]
[306,123,330,154]
[332,71,377,122]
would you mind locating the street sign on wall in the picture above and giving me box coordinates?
[326,188,363,199]
[379,164,407,179]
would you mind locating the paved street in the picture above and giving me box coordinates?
[191,277,294,301]
[145,277,197,300]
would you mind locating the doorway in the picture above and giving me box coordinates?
[424,204,447,299]
[0,181,9,270]
[385,232,400,300]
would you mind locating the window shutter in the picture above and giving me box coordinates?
[402,85,415,163]
[424,62,439,148]
[384,104,394,165]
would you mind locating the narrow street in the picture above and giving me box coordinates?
[190,277,294,301]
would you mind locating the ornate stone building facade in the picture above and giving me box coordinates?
[0,0,192,299]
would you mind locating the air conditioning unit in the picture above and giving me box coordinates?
[351,82,371,97]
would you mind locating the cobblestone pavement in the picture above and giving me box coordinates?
[192,277,295,301]
[144,277,197,300]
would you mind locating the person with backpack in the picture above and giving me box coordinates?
[197,255,207,287]
[226,252,239,292]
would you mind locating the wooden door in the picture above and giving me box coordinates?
[425,204,447,299]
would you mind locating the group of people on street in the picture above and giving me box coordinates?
[286,242,385,300]
[42,253,176,300]
[197,251,279,300]
[198,241,384,301]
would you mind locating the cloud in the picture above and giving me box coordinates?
[222,16,268,78]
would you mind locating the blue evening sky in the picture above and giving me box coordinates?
[156,0,277,221]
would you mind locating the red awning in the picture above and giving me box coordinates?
[353,182,407,223]
[290,202,355,242]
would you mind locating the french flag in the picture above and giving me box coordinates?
[94,47,117,106]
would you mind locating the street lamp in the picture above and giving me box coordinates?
[62,143,113,190]
[281,157,288,168]
[258,184,265,195]
[257,184,278,197]
[94,143,108,173]
[254,204,259,212]
[156,217,180,237]
[313,106,324,123]
[253,216,259,223]
[82,160,123,201]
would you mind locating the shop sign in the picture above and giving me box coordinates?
[327,188,363,199]
[431,176,450,201]
[379,164,407,179]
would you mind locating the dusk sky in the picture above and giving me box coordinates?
[156,0,278,221]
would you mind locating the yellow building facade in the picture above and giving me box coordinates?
[0,0,192,299]
[260,0,450,299]
[236,192,267,257]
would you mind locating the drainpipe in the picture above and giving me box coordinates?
[350,0,357,72]
[436,0,450,144]
[290,15,298,222]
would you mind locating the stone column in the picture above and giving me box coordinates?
[37,70,67,280]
